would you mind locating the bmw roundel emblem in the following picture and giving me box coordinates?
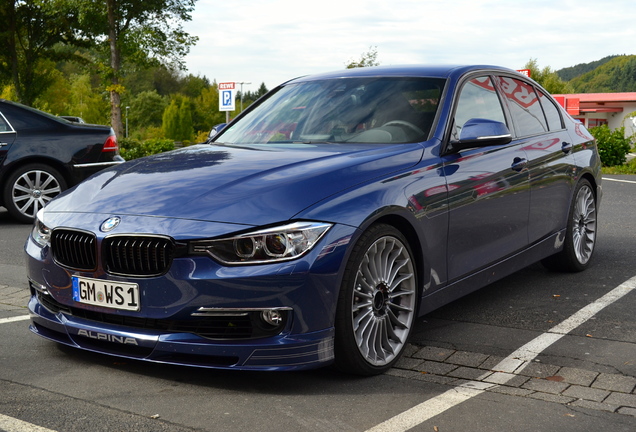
[100,216,121,232]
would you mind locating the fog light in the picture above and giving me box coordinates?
[261,309,284,326]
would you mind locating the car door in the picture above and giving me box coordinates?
[494,76,575,243]
[442,76,531,282]
[0,111,17,165]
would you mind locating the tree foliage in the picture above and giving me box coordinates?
[569,55,636,93]
[74,0,199,137]
[523,59,572,94]
[589,125,633,167]
[0,0,87,105]
[556,55,620,81]
[346,46,380,69]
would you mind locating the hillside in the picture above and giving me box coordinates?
[567,55,636,93]
[556,55,620,81]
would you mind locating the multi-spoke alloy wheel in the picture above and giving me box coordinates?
[542,179,597,272]
[3,164,66,223]
[335,224,417,375]
[571,183,597,265]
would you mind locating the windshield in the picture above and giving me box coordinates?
[216,77,445,145]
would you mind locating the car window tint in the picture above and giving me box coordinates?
[538,90,563,131]
[453,76,506,140]
[2,106,53,131]
[218,77,445,145]
[497,77,547,137]
[0,113,13,132]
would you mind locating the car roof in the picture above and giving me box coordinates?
[285,64,519,84]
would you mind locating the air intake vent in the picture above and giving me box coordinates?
[103,236,174,277]
[52,229,97,271]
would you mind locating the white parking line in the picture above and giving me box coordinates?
[367,275,636,432]
[0,315,30,325]
[0,413,58,432]
[603,177,636,184]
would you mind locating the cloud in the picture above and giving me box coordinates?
[183,0,636,91]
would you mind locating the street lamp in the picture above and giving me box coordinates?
[125,106,130,138]
[236,81,251,112]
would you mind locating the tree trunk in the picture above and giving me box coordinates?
[6,0,22,102]
[107,0,124,137]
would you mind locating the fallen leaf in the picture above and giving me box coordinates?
[546,376,565,382]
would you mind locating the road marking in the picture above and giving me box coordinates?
[367,275,636,432]
[603,177,636,184]
[0,315,30,325]
[0,414,58,432]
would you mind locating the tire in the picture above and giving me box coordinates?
[334,224,418,375]
[2,163,67,224]
[542,179,597,272]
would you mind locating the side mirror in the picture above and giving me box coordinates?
[207,123,227,141]
[449,118,512,152]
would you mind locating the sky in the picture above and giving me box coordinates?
[182,0,636,92]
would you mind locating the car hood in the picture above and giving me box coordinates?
[46,143,423,225]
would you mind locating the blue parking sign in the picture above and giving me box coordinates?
[219,87,235,111]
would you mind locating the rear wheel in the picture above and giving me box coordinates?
[2,164,67,223]
[542,179,597,272]
[334,224,418,375]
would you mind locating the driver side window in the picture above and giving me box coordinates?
[453,76,506,140]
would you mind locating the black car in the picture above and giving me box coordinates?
[0,99,124,222]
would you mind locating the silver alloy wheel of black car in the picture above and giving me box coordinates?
[542,179,597,272]
[3,164,67,223]
[571,182,597,265]
[335,224,418,375]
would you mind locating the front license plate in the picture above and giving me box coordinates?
[72,276,140,311]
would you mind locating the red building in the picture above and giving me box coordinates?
[553,92,636,135]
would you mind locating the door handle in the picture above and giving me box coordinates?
[562,141,573,154]
[511,157,527,172]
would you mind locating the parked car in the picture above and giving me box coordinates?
[0,99,124,222]
[25,65,602,375]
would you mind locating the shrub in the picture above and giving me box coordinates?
[589,125,633,166]
[119,138,175,161]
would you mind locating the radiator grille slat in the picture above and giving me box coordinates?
[104,236,174,277]
[52,230,97,271]
[51,229,174,277]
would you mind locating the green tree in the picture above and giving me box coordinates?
[129,90,168,129]
[193,84,227,133]
[162,95,193,142]
[76,0,199,138]
[569,55,636,93]
[346,46,380,69]
[523,59,572,94]
[0,0,86,105]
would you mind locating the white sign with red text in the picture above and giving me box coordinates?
[219,82,236,111]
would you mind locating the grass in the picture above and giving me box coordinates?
[602,157,636,175]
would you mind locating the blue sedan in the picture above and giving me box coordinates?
[26,65,602,375]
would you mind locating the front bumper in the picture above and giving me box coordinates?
[25,220,356,371]
[28,288,335,371]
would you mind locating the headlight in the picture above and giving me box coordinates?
[190,221,332,265]
[31,210,51,247]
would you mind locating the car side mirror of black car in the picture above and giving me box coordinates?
[207,123,227,142]
[448,118,512,153]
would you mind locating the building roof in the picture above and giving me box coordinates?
[552,92,636,115]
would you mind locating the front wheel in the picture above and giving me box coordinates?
[334,224,418,375]
[542,179,597,272]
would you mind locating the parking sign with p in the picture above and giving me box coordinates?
[219,82,236,111]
